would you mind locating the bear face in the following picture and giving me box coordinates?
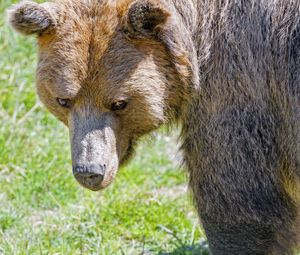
[8,0,198,190]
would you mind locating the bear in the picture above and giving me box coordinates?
[8,0,300,254]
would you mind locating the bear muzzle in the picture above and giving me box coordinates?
[72,164,106,191]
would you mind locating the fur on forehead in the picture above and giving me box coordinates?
[8,0,171,35]
[9,0,199,92]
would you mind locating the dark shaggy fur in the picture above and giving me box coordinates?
[182,0,300,254]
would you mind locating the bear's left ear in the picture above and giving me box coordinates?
[124,0,200,92]
[124,0,170,39]
[7,1,58,36]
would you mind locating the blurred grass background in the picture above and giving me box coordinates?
[0,1,208,254]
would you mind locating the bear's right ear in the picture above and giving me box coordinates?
[7,1,58,35]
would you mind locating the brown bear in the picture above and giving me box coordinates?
[8,0,300,254]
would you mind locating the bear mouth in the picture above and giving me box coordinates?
[120,139,136,166]
[80,182,103,191]
[76,169,118,192]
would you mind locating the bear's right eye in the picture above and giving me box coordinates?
[56,98,72,108]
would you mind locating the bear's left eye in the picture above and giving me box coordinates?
[56,98,72,108]
[111,101,128,111]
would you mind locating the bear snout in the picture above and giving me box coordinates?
[72,164,106,191]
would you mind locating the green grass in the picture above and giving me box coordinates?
[0,1,208,254]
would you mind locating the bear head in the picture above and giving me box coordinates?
[8,0,199,190]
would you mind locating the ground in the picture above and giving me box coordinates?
[0,1,209,254]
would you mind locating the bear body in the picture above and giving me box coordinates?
[182,1,300,254]
[8,0,300,254]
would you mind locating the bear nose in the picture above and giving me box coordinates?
[72,164,106,190]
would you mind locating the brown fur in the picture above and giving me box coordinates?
[8,0,300,254]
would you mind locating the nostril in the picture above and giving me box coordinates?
[73,164,106,176]
[72,164,106,187]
